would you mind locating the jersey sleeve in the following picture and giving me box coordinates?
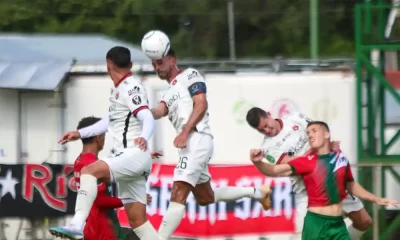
[121,82,149,116]
[289,112,313,129]
[288,155,315,175]
[181,68,207,97]
[346,164,354,182]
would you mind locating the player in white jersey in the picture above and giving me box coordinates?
[148,48,271,240]
[246,107,372,240]
[53,47,159,240]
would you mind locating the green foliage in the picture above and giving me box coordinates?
[0,0,357,59]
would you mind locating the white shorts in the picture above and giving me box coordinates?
[103,147,152,205]
[343,194,364,213]
[173,132,214,187]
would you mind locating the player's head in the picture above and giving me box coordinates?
[306,121,330,149]
[106,46,132,74]
[77,117,105,151]
[246,107,280,136]
[151,48,177,80]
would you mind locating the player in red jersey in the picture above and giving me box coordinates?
[50,117,126,240]
[250,121,398,239]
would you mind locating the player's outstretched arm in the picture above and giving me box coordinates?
[78,115,109,138]
[250,149,293,177]
[347,181,398,207]
[151,102,168,120]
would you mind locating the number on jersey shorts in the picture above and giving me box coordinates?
[174,132,214,187]
[342,194,364,213]
[103,148,152,204]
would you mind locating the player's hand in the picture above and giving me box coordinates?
[134,137,147,151]
[250,149,264,163]
[331,141,341,152]
[374,197,399,207]
[146,194,152,204]
[151,151,163,159]
[58,131,81,144]
[174,131,188,149]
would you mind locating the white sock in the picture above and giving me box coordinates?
[70,174,98,230]
[133,220,159,240]
[347,224,365,240]
[158,202,185,240]
[214,187,258,202]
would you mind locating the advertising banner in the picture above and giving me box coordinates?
[118,163,295,238]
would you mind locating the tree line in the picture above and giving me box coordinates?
[0,0,359,59]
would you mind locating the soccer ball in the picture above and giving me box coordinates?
[141,30,171,60]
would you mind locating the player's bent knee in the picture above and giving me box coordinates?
[81,160,110,181]
[124,201,148,228]
[193,182,215,206]
[348,209,372,231]
[170,181,193,204]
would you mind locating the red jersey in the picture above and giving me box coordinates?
[74,153,125,240]
[288,151,354,207]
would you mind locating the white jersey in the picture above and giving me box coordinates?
[108,74,149,150]
[260,112,313,194]
[161,68,212,135]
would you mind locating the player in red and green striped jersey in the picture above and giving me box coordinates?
[250,121,398,240]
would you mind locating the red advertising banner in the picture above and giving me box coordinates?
[117,164,296,238]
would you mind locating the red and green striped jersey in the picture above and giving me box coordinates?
[288,151,354,207]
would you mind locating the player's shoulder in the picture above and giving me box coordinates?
[178,68,204,82]
[121,76,146,95]
[75,152,97,166]
[334,151,350,164]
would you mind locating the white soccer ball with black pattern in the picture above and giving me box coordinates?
[141,30,171,60]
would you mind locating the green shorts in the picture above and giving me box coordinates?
[302,211,350,240]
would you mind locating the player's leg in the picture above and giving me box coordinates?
[192,170,271,209]
[158,132,207,240]
[49,160,111,239]
[343,194,372,239]
[115,149,159,240]
[71,160,111,229]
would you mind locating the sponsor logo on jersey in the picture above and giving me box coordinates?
[299,113,313,123]
[271,98,300,118]
[166,92,180,108]
[266,155,276,164]
[333,156,348,172]
[287,137,308,155]
[128,86,140,96]
[132,95,142,105]
[109,103,116,112]
[187,70,198,80]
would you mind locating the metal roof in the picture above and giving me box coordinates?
[0,33,150,90]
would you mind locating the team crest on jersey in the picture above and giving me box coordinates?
[292,125,299,131]
[132,95,142,105]
[172,79,177,85]
[332,155,349,172]
[115,92,119,100]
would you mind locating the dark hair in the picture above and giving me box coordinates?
[307,121,330,132]
[166,48,176,57]
[106,46,131,68]
[246,107,267,129]
[77,116,102,144]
